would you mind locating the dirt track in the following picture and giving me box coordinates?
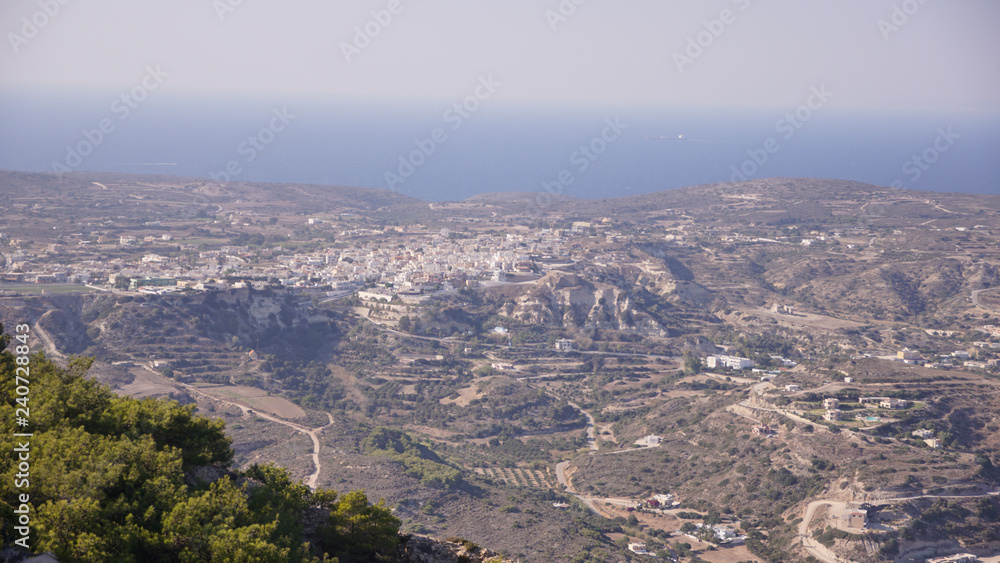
[141,365,336,490]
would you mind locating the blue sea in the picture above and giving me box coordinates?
[1,92,997,201]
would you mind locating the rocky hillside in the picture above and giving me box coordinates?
[700,245,1000,323]
[485,267,716,339]
[0,288,339,387]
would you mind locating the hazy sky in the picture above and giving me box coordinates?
[3,0,999,112]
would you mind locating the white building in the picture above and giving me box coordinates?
[695,523,742,543]
[634,435,662,447]
[627,543,652,555]
[770,355,797,367]
[706,355,755,370]
[554,338,575,352]
[650,493,673,505]
[880,398,909,409]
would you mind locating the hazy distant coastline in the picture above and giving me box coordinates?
[2,95,998,201]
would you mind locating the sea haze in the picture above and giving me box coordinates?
[1,93,997,201]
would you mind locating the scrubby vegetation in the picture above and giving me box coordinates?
[363,427,463,489]
[0,327,400,562]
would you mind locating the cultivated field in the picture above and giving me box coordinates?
[193,383,307,419]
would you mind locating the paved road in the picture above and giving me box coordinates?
[797,500,847,563]
[550,399,659,516]
[972,289,999,312]
[552,399,603,517]
[600,444,660,456]
[554,460,625,517]
[555,460,570,487]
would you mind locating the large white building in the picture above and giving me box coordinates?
[706,355,755,370]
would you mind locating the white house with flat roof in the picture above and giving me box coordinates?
[634,435,662,447]
[627,543,652,555]
[706,355,754,370]
[554,338,575,351]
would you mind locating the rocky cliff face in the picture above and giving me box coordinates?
[489,271,669,336]
[484,261,716,338]
[399,535,510,562]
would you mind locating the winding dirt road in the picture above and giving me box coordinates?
[28,314,65,361]
[567,400,599,452]
[142,366,336,489]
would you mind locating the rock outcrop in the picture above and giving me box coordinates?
[399,535,510,562]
